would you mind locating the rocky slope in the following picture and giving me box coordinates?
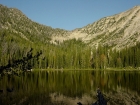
[65,6,140,49]
[0,4,68,44]
[0,4,140,49]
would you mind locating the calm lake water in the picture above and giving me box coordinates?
[0,70,140,105]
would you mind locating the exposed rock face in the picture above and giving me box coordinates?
[65,6,140,49]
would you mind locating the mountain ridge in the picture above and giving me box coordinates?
[0,4,140,49]
[62,5,140,49]
[1,4,140,70]
[0,4,69,44]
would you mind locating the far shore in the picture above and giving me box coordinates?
[33,68,140,71]
[1,68,139,76]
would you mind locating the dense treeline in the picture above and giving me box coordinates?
[90,43,140,69]
[1,28,140,71]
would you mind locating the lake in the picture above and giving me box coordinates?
[0,70,140,105]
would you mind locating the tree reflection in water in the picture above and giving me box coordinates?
[0,70,140,105]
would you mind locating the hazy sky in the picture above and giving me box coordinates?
[0,0,140,30]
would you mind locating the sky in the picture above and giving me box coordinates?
[0,0,140,30]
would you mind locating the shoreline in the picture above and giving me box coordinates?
[33,68,140,71]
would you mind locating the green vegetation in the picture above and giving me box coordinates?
[0,4,140,73]
[1,27,140,71]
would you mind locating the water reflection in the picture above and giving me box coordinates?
[0,70,140,105]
